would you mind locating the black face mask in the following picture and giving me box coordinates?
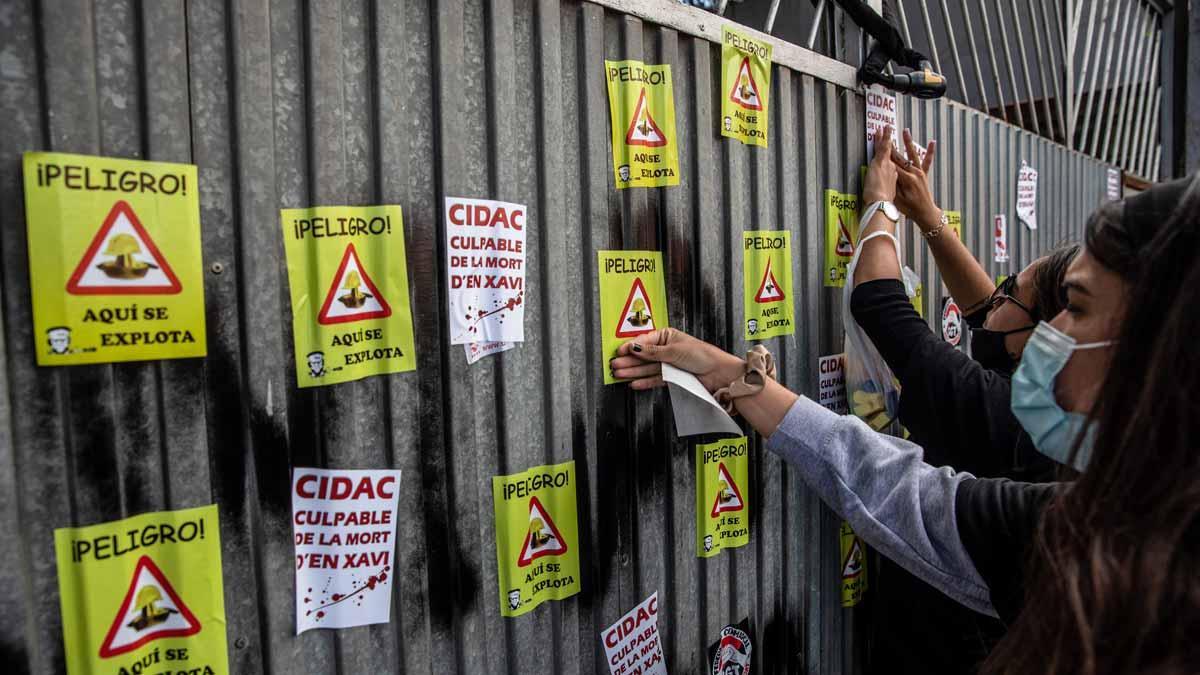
[970,326,1032,374]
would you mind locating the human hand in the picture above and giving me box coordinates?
[609,328,746,392]
[863,125,898,204]
[890,128,941,231]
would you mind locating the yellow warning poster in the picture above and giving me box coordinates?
[743,231,792,340]
[696,437,750,558]
[493,460,581,617]
[280,205,417,387]
[22,152,207,365]
[598,250,669,385]
[721,26,772,147]
[605,60,679,188]
[945,210,962,240]
[839,520,868,607]
[54,504,227,674]
[824,190,859,288]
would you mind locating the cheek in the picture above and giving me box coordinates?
[1053,348,1110,414]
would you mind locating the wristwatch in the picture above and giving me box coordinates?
[866,200,901,223]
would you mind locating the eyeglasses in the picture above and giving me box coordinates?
[983,275,1037,320]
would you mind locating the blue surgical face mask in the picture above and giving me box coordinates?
[1010,321,1116,471]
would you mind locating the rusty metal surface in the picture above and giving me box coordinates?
[0,1,1107,673]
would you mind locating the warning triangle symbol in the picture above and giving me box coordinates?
[317,243,392,325]
[517,495,569,567]
[728,57,764,111]
[835,215,855,257]
[615,277,656,338]
[66,200,182,295]
[625,88,668,148]
[98,555,201,658]
[754,257,785,303]
[841,538,865,579]
[710,463,746,517]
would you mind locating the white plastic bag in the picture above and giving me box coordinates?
[841,226,904,432]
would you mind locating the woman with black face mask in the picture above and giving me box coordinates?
[843,127,1078,674]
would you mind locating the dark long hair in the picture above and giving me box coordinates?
[981,176,1200,674]
[1029,243,1080,322]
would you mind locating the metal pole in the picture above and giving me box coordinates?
[806,0,827,50]
[894,0,913,45]
[764,0,782,34]
[976,0,1011,123]
[1069,0,1102,136]
[1089,0,1135,157]
[1060,0,1077,141]
[1137,84,1161,178]
[1034,0,1067,140]
[1102,6,1148,162]
[1075,0,1115,151]
[917,1,943,75]
[1008,0,1041,134]
[961,2,991,113]
[937,0,970,107]
[1025,0,1058,139]
[1121,21,1158,169]
[718,0,730,16]
[993,1,1027,129]
[1112,8,1151,164]
[1087,0,1132,155]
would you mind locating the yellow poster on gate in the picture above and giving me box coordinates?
[696,437,750,557]
[493,460,581,617]
[721,26,772,147]
[54,504,228,674]
[840,520,869,607]
[22,152,206,365]
[945,210,962,240]
[743,231,793,340]
[605,60,679,188]
[281,205,417,387]
[824,190,859,288]
[598,250,670,385]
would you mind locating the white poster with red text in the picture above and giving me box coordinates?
[993,214,1010,263]
[865,85,898,160]
[445,197,527,351]
[601,592,667,675]
[292,468,402,634]
[1016,163,1038,230]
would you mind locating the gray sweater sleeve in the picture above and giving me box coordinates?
[765,395,997,617]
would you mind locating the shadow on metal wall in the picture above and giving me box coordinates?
[0,1,1106,673]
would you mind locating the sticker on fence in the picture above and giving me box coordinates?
[465,340,515,365]
[599,251,669,385]
[54,504,227,674]
[281,205,416,387]
[902,265,924,318]
[743,231,792,340]
[945,210,962,240]
[23,152,207,365]
[840,521,869,607]
[445,198,526,355]
[721,26,771,147]
[818,354,848,414]
[601,592,666,675]
[942,297,963,348]
[1106,168,1121,201]
[824,190,859,288]
[865,85,898,159]
[292,468,402,633]
[708,619,753,675]
[697,437,750,557]
[993,214,1010,263]
[493,460,581,617]
[1016,162,1038,230]
[605,60,679,188]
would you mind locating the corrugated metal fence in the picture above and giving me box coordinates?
[0,0,1110,673]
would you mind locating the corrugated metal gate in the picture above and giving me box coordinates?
[0,1,1110,673]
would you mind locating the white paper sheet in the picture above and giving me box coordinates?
[661,363,743,437]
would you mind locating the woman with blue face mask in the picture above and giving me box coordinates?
[610,160,1200,673]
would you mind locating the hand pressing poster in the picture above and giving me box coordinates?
[445,197,526,346]
[293,468,402,633]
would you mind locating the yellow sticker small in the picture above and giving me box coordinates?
[281,205,417,387]
[55,505,228,674]
[840,520,869,607]
[696,437,750,557]
[824,190,859,288]
[493,460,581,617]
[743,231,793,340]
[720,26,772,147]
[605,60,679,188]
[598,251,669,385]
[945,210,962,240]
[23,152,207,365]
